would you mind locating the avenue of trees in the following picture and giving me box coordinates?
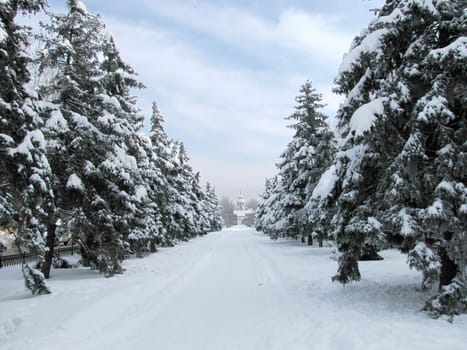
[255,0,466,319]
[0,0,222,293]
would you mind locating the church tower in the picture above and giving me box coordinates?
[236,191,246,211]
[234,191,254,225]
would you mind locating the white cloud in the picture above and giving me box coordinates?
[103,16,298,141]
[133,1,353,69]
[55,0,370,198]
[275,9,353,59]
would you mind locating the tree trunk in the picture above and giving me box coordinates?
[149,240,157,253]
[439,246,457,289]
[307,234,313,246]
[41,222,57,279]
[301,236,305,244]
[80,246,91,267]
[318,236,323,248]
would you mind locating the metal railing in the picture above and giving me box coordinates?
[0,245,79,268]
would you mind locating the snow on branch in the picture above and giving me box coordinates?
[349,97,386,137]
[338,28,390,75]
[312,164,338,201]
[66,173,84,191]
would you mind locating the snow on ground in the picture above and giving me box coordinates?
[0,226,465,350]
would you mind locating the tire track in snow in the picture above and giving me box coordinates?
[242,232,287,293]
[119,228,299,350]
[27,233,223,350]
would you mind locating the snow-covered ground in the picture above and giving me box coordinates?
[1,226,465,350]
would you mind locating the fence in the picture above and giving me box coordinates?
[0,245,79,268]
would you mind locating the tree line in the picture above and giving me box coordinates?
[0,0,222,293]
[255,0,466,320]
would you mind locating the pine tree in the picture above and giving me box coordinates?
[328,0,466,317]
[38,0,127,276]
[0,0,52,292]
[150,117,187,243]
[255,176,287,239]
[189,172,210,236]
[374,0,466,318]
[134,132,166,252]
[205,183,223,232]
[96,32,155,258]
[172,142,199,239]
[267,81,336,243]
[291,81,336,244]
[255,178,273,232]
[148,101,174,246]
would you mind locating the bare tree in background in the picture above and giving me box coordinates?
[220,196,236,227]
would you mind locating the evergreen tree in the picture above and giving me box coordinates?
[254,176,287,239]
[205,183,223,232]
[0,0,218,285]
[258,81,336,243]
[134,132,166,252]
[189,172,210,236]
[172,142,201,239]
[282,81,336,244]
[163,141,189,241]
[148,103,197,244]
[328,0,466,317]
[0,0,52,292]
[38,0,129,276]
[148,101,175,246]
[96,32,154,258]
[255,178,273,232]
[375,0,466,318]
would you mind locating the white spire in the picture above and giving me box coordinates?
[236,190,246,210]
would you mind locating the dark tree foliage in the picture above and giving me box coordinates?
[0,0,51,291]
[326,0,466,318]
[0,0,221,290]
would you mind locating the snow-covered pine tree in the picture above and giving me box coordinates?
[275,136,306,239]
[280,81,336,245]
[38,0,126,276]
[374,0,466,319]
[205,183,223,232]
[171,142,200,240]
[329,0,466,317]
[327,2,414,285]
[255,176,287,239]
[152,138,197,242]
[96,33,155,258]
[0,0,53,292]
[149,101,171,174]
[164,143,186,242]
[148,102,217,243]
[147,101,176,246]
[259,81,336,243]
[189,172,210,236]
[148,102,201,244]
[255,178,273,232]
[134,132,166,252]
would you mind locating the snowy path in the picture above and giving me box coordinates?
[1,226,466,350]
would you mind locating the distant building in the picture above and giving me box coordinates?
[233,192,255,226]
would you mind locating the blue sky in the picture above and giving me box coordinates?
[43,0,384,200]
